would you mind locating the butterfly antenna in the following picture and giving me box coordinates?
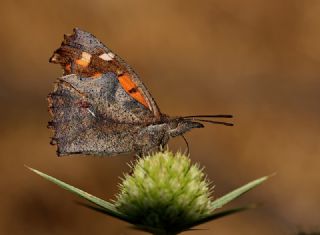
[185,118,234,126]
[182,114,233,118]
[181,135,190,155]
[183,114,233,126]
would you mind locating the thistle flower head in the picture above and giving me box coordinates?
[28,150,270,235]
[114,151,214,231]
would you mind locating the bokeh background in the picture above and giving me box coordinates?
[1,0,320,234]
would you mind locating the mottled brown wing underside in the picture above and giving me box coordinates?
[48,28,170,156]
[47,74,155,156]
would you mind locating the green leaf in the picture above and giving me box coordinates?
[177,205,254,233]
[27,166,133,223]
[211,175,271,211]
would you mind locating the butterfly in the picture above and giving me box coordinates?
[48,28,233,156]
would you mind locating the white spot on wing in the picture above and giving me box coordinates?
[87,108,96,118]
[99,52,115,61]
[81,52,92,63]
[50,53,59,62]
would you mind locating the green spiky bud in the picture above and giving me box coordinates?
[114,151,214,231]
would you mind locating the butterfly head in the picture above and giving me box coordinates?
[167,118,204,138]
[167,114,234,138]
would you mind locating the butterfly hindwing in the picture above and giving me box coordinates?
[48,73,162,156]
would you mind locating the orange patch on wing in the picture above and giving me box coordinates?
[65,64,71,72]
[76,58,90,67]
[118,73,149,108]
[75,52,92,67]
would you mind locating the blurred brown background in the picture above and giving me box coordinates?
[1,0,319,234]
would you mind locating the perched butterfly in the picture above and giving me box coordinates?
[48,28,233,156]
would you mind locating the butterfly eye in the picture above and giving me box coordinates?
[168,120,179,129]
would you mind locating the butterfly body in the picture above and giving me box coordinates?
[48,28,231,156]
